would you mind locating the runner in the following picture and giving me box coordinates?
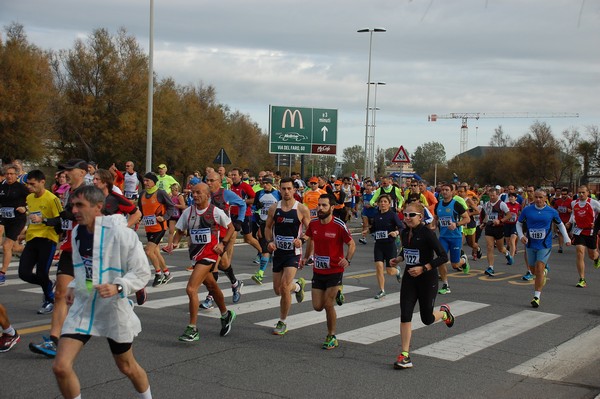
[359,181,377,244]
[301,194,355,350]
[390,202,454,369]
[504,192,522,261]
[123,161,143,204]
[139,172,175,287]
[371,194,403,299]
[552,187,572,253]
[482,187,514,276]
[434,183,471,295]
[517,189,571,307]
[156,164,178,195]
[18,170,63,314]
[303,176,327,220]
[370,176,404,213]
[164,183,236,341]
[251,177,281,285]
[264,177,311,335]
[566,185,600,287]
[456,185,482,260]
[229,168,262,258]
[0,164,29,284]
[52,186,152,399]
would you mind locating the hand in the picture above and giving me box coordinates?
[294,238,303,248]
[407,266,424,277]
[298,258,306,270]
[267,241,276,253]
[16,206,27,214]
[66,287,75,305]
[95,283,118,298]
[565,241,572,246]
[214,242,225,255]
[339,258,350,268]
[520,237,528,245]
[390,257,400,267]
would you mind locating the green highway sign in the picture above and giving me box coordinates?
[270,105,338,155]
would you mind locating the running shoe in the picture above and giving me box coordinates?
[0,272,5,285]
[374,290,386,299]
[476,248,483,260]
[160,246,171,254]
[29,336,57,358]
[506,253,514,265]
[438,284,451,295]
[440,304,454,328]
[37,301,54,315]
[253,254,260,264]
[186,265,194,272]
[576,278,587,288]
[322,334,338,350]
[396,267,402,283]
[232,280,244,304]
[336,286,345,306]
[251,272,263,285]
[0,331,20,352]
[558,247,563,254]
[220,310,236,337]
[272,321,288,336]
[136,288,147,306]
[484,267,495,276]
[295,278,306,303]
[461,254,470,274]
[152,274,162,287]
[393,353,413,369]
[595,257,600,269]
[160,273,174,285]
[199,295,215,309]
[178,325,199,342]
[359,237,367,245]
[531,296,540,308]
[522,271,534,281]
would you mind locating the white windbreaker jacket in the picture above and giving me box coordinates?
[63,214,151,342]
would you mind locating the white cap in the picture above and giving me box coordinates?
[495,185,502,190]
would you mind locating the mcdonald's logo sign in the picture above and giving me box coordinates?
[282,109,304,129]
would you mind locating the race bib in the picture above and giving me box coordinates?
[260,208,269,218]
[310,208,318,218]
[142,215,157,226]
[61,218,73,231]
[573,227,583,236]
[0,207,15,218]
[488,212,498,221]
[529,228,546,240]
[275,235,295,251]
[124,190,137,199]
[439,217,452,227]
[557,206,567,213]
[404,248,420,266]
[374,230,388,240]
[29,211,42,224]
[190,228,211,245]
[314,255,330,269]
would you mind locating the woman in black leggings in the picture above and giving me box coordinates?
[390,202,454,369]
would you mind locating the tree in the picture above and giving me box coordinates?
[411,141,446,176]
[489,125,512,147]
[342,145,365,176]
[0,23,56,162]
[375,147,386,175]
[515,122,561,187]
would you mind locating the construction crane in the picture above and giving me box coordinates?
[428,112,580,154]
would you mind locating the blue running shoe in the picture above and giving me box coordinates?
[522,271,534,281]
[29,336,57,358]
[232,280,243,304]
[485,267,495,276]
[506,253,514,265]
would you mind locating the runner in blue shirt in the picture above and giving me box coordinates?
[517,189,570,308]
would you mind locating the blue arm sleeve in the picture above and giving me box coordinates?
[224,190,246,221]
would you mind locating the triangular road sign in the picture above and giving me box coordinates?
[213,148,232,165]
[391,146,411,163]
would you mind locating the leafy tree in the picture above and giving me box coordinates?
[342,145,365,176]
[0,23,56,163]
[489,125,512,147]
[515,122,561,187]
[411,141,446,176]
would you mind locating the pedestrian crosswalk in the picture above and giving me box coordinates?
[6,261,600,384]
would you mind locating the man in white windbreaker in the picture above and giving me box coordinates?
[52,186,152,399]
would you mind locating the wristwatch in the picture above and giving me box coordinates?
[115,284,123,294]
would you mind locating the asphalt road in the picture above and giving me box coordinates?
[2,225,600,399]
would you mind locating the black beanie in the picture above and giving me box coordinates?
[144,172,158,184]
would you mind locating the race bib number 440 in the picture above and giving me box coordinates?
[190,228,211,245]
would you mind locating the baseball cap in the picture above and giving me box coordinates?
[158,164,167,169]
[61,159,88,171]
[308,176,318,183]
[495,185,502,190]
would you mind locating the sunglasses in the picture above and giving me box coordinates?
[309,182,317,185]
[411,184,418,187]
[206,179,218,182]
[403,212,421,218]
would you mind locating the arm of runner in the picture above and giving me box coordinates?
[516,221,527,245]
[264,203,277,253]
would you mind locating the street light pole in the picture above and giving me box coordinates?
[358,28,386,181]
[145,0,155,173]
[369,81,385,177]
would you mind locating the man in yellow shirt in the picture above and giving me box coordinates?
[19,170,63,314]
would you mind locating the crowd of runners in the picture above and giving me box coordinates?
[0,158,598,395]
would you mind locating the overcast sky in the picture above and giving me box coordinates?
[2,0,598,161]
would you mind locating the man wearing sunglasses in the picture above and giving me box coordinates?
[370,176,404,213]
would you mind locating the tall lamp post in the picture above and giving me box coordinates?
[369,81,385,177]
[145,0,155,173]
[358,27,386,180]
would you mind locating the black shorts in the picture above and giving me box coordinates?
[57,250,74,277]
[503,224,517,237]
[312,272,343,290]
[374,240,397,266]
[146,230,166,245]
[485,224,504,240]
[1,218,27,241]
[258,224,269,253]
[61,333,132,355]
[572,234,597,250]
[236,215,252,235]
[272,254,300,273]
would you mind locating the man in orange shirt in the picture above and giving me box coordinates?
[418,180,437,215]
[303,177,326,219]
